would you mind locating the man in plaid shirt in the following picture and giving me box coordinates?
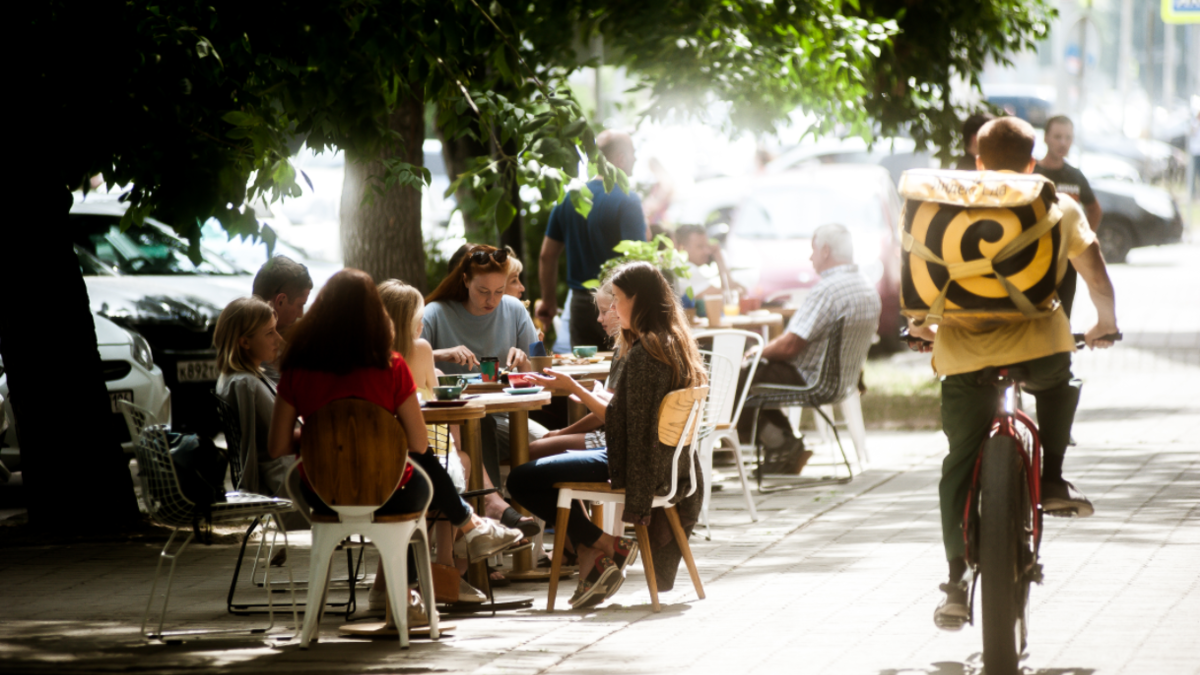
[737,223,881,474]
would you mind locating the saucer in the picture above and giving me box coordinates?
[503,386,544,396]
[423,400,471,408]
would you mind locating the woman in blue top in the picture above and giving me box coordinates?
[423,245,538,374]
[422,244,547,541]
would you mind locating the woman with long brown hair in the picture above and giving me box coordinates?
[508,261,707,609]
[267,269,523,614]
[422,244,549,516]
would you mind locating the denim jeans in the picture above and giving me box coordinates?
[506,449,610,548]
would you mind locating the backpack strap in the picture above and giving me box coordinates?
[904,201,1062,327]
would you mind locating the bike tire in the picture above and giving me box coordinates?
[979,435,1028,675]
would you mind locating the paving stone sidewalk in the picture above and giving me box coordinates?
[3,237,1198,675]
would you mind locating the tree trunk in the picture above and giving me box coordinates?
[0,182,140,530]
[341,95,427,292]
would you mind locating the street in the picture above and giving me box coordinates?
[1,242,1197,674]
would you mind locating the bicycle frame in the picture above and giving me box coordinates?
[961,368,1044,567]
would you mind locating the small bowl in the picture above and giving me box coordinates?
[572,345,598,358]
[437,374,467,387]
[432,385,464,401]
[507,373,536,388]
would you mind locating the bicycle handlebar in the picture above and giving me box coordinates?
[1073,332,1122,348]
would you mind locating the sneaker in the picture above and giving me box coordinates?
[1042,478,1094,518]
[407,589,430,628]
[568,556,619,608]
[933,581,969,631]
[456,519,524,563]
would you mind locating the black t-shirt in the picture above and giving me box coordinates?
[1034,161,1096,206]
[954,154,977,171]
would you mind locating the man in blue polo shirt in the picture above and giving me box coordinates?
[537,131,647,348]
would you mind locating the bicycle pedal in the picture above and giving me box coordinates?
[1027,563,1044,584]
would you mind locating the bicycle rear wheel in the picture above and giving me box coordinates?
[979,435,1031,675]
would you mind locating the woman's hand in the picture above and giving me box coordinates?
[529,368,578,393]
[434,346,479,369]
[506,347,530,372]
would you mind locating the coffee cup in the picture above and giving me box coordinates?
[432,385,464,401]
[437,374,467,387]
[479,357,500,382]
[530,355,553,373]
[572,345,598,358]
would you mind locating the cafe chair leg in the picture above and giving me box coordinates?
[546,506,571,611]
[634,523,660,613]
[665,506,705,600]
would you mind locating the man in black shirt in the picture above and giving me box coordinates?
[1035,115,1103,317]
[954,113,995,170]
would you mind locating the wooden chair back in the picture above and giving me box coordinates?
[657,385,709,447]
[299,399,408,508]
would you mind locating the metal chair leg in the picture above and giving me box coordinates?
[143,529,195,639]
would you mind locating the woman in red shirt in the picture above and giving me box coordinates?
[267,269,522,610]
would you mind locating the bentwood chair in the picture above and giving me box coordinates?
[545,385,709,612]
[295,398,438,649]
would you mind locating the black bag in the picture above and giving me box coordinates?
[167,433,229,541]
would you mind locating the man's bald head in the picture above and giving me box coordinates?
[596,130,636,175]
[976,116,1037,173]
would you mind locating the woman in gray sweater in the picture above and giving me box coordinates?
[509,262,707,609]
[214,297,294,498]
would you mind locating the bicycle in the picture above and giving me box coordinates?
[903,330,1121,674]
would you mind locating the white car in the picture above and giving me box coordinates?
[1,313,171,472]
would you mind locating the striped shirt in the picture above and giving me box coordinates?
[786,264,881,392]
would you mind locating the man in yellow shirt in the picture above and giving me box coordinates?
[908,117,1120,631]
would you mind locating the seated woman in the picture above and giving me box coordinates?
[378,279,538,595]
[508,262,708,609]
[267,269,523,612]
[214,296,293,499]
[527,279,623,460]
[422,244,548,487]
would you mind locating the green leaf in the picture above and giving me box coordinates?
[480,186,504,216]
[569,187,592,219]
[582,279,601,289]
[221,110,253,126]
[496,200,517,231]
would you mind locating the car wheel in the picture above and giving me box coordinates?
[1098,219,1134,264]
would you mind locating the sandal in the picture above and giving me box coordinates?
[488,567,511,588]
[500,507,542,538]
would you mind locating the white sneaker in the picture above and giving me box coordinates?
[456,519,523,563]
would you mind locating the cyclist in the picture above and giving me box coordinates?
[907,117,1120,631]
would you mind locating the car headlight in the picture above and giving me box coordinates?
[131,334,154,371]
[1133,190,1176,220]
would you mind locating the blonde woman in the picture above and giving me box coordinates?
[378,280,540,582]
[214,296,293,498]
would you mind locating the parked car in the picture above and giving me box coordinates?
[767,135,939,186]
[71,194,248,435]
[1085,176,1184,263]
[696,165,904,349]
[1,313,171,472]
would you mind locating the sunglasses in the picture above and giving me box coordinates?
[470,249,509,266]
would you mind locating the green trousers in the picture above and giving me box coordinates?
[938,351,1080,561]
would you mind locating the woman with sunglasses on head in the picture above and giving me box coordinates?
[267,269,523,616]
[422,244,548,537]
[424,244,537,373]
[508,261,708,609]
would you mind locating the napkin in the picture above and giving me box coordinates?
[529,340,547,357]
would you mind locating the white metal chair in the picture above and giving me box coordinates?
[294,398,438,649]
[120,401,298,642]
[545,385,709,612]
[694,329,764,529]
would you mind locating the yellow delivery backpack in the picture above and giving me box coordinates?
[898,169,1069,331]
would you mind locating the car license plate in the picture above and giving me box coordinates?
[109,390,134,413]
[177,359,219,382]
